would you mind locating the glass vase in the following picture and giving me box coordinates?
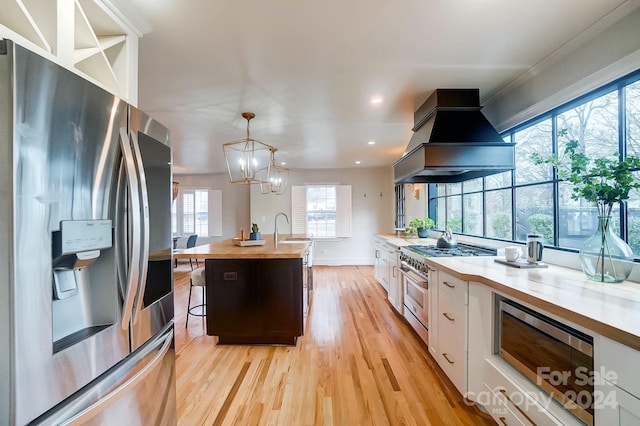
[579,216,634,283]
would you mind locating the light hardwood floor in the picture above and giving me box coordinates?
[173,261,495,425]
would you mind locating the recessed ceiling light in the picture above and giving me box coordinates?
[355,161,361,164]
[371,96,382,104]
[280,162,286,165]
[368,141,375,145]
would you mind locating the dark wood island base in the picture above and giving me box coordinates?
[205,258,305,346]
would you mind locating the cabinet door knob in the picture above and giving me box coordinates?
[442,312,455,321]
[442,353,454,364]
[443,281,455,288]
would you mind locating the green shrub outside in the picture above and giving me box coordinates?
[528,213,553,244]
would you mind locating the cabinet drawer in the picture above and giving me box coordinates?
[484,358,571,426]
[482,384,528,426]
[439,270,467,304]
[438,290,467,394]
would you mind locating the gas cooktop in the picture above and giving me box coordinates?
[406,244,497,257]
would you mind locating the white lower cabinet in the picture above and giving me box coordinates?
[411,255,640,426]
[437,288,467,393]
[373,237,401,309]
[373,239,385,289]
[483,357,577,426]
[386,249,402,313]
[597,380,640,425]
[596,336,640,425]
[435,269,468,395]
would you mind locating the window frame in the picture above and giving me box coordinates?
[171,187,222,237]
[425,68,640,256]
[291,184,352,239]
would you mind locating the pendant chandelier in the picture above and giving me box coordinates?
[258,149,289,195]
[222,112,289,194]
[223,112,275,185]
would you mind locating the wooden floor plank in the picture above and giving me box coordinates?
[174,265,494,425]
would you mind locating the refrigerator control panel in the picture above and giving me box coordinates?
[57,219,113,254]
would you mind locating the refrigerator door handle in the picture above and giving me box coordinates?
[40,327,174,426]
[129,130,150,324]
[118,127,142,330]
[114,160,128,313]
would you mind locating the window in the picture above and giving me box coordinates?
[427,69,640,254]
[291,185,352,238]
[171,188,222,237]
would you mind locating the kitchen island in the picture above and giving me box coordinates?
[174,235,312,345]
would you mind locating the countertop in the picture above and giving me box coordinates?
[376,234,640,351]
[173,234,311,259]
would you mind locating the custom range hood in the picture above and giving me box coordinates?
[393,89,515,183]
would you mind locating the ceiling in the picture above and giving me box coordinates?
[128,0,632,175]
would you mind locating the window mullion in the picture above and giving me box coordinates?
[551,114,559,247]
[619,85,629,241]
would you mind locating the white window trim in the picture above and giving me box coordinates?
[291,184,352,238]
[173,188,222,237]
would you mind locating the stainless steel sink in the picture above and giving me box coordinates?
[277,237,312,244]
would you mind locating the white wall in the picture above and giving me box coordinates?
[173,173,250,245]
[250,167,395,265]
[404,183,428,226]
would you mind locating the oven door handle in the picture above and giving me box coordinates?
[399,263,428,289]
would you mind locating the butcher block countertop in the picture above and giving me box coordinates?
[376,234,640,351]
[173,234,311,259]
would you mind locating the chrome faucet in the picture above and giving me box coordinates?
[274,212,289,243]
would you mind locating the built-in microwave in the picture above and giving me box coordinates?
[495,295,594,425]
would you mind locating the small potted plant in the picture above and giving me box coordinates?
[532,130,640,282]
[406,217,435,238]
[249,223,261,240]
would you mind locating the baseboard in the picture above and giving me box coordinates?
[313,259,375,266]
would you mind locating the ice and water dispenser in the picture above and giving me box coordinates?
[51,219,117,352]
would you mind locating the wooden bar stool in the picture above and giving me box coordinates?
[186,267,206,327]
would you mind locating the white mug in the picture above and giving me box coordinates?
[505,246,522,262]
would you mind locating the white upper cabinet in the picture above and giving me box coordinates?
[0,0,148,103]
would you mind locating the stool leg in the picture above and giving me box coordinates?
[202,285,206,319]
[186,279,193,328]
[203,285,206,308]
[189,259,193,270]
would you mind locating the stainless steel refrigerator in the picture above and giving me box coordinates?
[0,39,177,425]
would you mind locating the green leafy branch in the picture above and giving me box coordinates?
[406,217,435,235]
[531,129,640,218]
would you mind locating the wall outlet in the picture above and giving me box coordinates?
[261,216,266,222]
[322,250,327,254]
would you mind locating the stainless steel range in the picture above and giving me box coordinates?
[398,243,497,345]
[403,243,497,259]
